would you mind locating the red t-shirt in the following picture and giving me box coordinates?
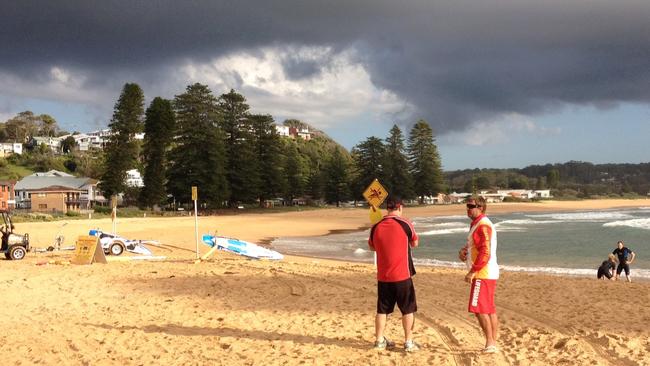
[368,215,418,282]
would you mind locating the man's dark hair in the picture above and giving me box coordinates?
[386,196,403,210]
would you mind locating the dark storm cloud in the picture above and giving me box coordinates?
[2,0,650,132]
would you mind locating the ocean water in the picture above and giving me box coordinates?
[271,207,650,279]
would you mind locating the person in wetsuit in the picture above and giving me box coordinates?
[597,254,616,280]
[612,240,636,282]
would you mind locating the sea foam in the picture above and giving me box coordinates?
[419,227,469,236]
[603,218,650,230]
[527,211,634,221]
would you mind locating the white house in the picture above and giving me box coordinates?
[296,127,312,141]
[533,190,552,198]
[0,143,23,157]
[32,136,62,153]
[497,189,552,199]
[275,125,290,137]
[448,192,472,203]
[125,169,144,188]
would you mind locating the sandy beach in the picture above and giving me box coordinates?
[2,199,649,365]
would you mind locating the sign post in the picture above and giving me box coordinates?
[111,195,117,235]
[362,179,389,267]
[192,186,199,259]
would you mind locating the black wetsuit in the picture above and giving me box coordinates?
[612,247,633,276]
[597,260,615,279]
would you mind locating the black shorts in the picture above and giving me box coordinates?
[616,263,630,276]
[377,278,417,315]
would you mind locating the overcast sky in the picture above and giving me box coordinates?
[1,0,649,170]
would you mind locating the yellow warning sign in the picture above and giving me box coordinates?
[369,205,383,224]
[363,179,388,208]
[71,235,107,265]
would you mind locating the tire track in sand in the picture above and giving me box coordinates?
[498,302,635,366]
[270,265,489,366]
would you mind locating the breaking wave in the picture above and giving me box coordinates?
[603,218,650,230]
[526,211,635,222]
[419,227,468,236]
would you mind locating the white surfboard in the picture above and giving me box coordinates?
[201,235,283,260]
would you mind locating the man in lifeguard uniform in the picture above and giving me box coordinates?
[458,196,499,354]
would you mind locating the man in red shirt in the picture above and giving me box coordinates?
[368,196,419,352]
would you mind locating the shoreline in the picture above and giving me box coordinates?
[267,199,650,278]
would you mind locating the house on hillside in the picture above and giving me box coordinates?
[31,136,62,153]
[58,133,103,151]
[275,125,290,137]
[0,143,23,157]
[126,169,144,187]
[14,170,99,211]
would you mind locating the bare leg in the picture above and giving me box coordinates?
[489,313,499,344]
[475,313,496,347]
[375,314,387,341]
[402,313,414,342]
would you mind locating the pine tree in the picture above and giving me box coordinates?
[139,97,175,209]
[324,147,351,206]
[284,141,306,203]
[407,120,444,203]
[306,168,325,202]
[250,114,285,207]
[167,83,229,208]
[218,90,260,205]
[99,83,145,199]
[384,125,414,199]
[351,136,386,200]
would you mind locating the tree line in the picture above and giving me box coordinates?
[3,95,649,203]
[446,161,650,198]
[99,82,446,209]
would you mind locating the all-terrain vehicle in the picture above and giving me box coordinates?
[0,210,30,260]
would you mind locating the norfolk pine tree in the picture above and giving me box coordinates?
[384,125,415,199]
[324,147,351,207]
[250,114,285,207]
[139,97,175,209]
[407,120,444,203]
[167,83,229,207]
[351,136,386,201]
[283,141,306,203]
[99,83,145,199]
[218,90,261,205]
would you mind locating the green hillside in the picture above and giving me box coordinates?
[0,160,34,180]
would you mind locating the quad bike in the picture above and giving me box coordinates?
[0,210,30,260]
